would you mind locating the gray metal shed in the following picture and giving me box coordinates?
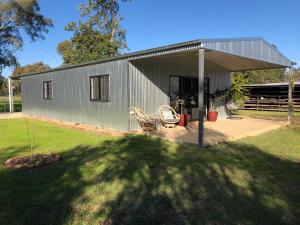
[18,37,293,147]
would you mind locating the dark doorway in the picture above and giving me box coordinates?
[169,76,209,116]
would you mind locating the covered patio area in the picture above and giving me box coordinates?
[151,115,285,145]
[127,37,293,147]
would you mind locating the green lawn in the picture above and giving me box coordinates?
[0,96,22,112]
[0,119,299,225]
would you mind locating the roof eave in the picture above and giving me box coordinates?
[14,37,294,78]
[14,39,203,78]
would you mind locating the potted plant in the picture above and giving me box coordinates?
[175,97,186,126]
[207,89,228,122]
[175,93,198,126]
[184,94,197,125]
[207,93,218,122]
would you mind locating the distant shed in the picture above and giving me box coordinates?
[243,82,300,111]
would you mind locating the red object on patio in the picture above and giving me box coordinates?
[179,114,191,126]
[207,111,218,122]
[184,114,190,126]
[179,114,185,126]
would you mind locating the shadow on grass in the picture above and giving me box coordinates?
[0,146,29,162]
[0,135,299,225]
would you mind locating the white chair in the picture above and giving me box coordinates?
[159,105,180,128]
[226,100,238,118]
[226,100,238,111]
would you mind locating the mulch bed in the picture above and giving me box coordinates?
[4,153,61,169]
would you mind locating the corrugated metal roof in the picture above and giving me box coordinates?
[13,37,294,79]
[202,38,293,68]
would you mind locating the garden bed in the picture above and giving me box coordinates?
[4,153,60,169]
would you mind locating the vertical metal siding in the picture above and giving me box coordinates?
[128,55,231,131]
[21,59,129,131]
[206,71,231,119]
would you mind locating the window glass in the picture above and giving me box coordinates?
[100,75,109,101]
[43,81,52,100]
[90,75,109,101]
[91,77,100,100]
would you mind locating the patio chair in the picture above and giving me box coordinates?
[159,105,180,128]
[131,107,157,132]
[226,100,238,117]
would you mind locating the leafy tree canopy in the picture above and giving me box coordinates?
[12,61,50,77]
[232,68,286,85]
[3,62,50,95]
[292,67,300,81]
[58,0,130,65]
[229,73,248,103]
[0,76,7,95]
[0,0,53,73]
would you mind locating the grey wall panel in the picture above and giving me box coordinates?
[128,55,231,131]
[21,53,231,132]
[21,59,129,131]
[207,71,231,93]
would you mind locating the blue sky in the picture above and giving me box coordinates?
[3,0,300,77]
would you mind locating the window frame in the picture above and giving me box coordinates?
[43,80,53,100]
[89,74,110,102]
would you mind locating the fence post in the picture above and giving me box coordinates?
[8,78,14,113]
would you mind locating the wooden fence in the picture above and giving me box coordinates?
[243,95,300,112]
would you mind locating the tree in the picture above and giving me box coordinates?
[229,73,248,107]
[0,0,53,73]
[288,69,296,125]
[12,62,50,77]
[81,0,129,49]
[57,23,118,65]
[0,75,8,96]
[58,0,130,65]
[292,67,300,81]
[11,62,51,94]
[232,68,286,84]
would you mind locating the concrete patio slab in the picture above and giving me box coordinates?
[151,116,286,145]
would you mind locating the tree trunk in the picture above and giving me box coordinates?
[109,0,116,44]
[288,73,293,125]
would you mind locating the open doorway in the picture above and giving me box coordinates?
[169,76,209,119]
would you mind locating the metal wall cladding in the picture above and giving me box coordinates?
[21,59,129,131]
[202,39,292,67]
[21,53,231,132]
[128,54,231,131]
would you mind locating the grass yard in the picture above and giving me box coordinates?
[0,118,300,225]
[235,109,300,118]
[234,110,300,125]
[0,96,22,112]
